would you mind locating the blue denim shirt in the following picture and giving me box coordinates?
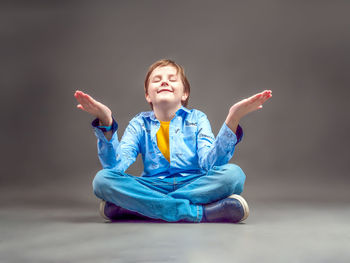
[92,106,243,178]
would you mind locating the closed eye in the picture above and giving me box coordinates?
[152,74,177,82]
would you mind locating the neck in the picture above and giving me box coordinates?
[153,103,182,122]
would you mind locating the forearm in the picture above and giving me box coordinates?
[198,142,236,171]
[96,119,140,171]
[225,112,241,135]
[97,137,118,169]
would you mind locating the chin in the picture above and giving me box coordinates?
[154,100,180,108]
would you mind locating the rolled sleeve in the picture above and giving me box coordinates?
[217,122,244,151]
[91,117,118,138]
[91,118,118,142]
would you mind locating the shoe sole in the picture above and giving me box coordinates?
[99,200,111,221]
[228,194,249,222]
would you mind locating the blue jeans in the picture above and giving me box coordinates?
[92,163,246,222]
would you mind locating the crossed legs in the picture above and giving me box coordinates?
[92,163,246,222]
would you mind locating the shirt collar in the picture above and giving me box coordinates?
[149,105,190,122]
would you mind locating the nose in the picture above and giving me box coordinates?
[161,81,168,87]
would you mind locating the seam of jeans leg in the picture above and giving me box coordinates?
[135,177,173,185]
[196,205,200,222]
[149,182,173,185]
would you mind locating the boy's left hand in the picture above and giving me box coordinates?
[228,90,272,120]
[225,90,272,133]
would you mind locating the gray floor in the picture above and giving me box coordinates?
[1,198,350,263]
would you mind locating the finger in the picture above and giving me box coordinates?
[78,91,92,102]
[264,92,273,100]
[261,90,270,97]
[75,91,87,102]
[252,94,264,104]
[260,95,272,105]
[76,104,85,111]
[74,91,82,99]
[75,92,96,111]
[260,90,271,99]
[250,93,262,102]
[81,93,98,106]
[260,90,270,96]
[252,97,268,108]
[77,97,92,110]
[84,94,95,102]
[76,97,93,112]
[75,95,85,105]
[78,103,95,115]
[74,90,85,98]
[259,94,269,102]
[80,95,94,107]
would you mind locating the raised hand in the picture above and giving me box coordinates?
[229,90,272,119]
[74,90,113,126]
[225,90,272,133]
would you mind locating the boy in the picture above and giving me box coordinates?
[74,59,272,223]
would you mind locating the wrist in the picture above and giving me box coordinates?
[97,124,113,132]
[225,113,241,134]
[99,116,113,126]
[226,112,241,124]
[97,117,113,133]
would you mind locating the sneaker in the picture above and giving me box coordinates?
[99,200,149,221]
[201,194,249,223]
[99,200,112,220]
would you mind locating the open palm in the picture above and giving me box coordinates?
[229,90,272,119]
[74,90,113,126]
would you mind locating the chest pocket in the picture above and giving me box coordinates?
[181,128,197,147]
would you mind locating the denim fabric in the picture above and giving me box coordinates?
[91,106,243,177]
[93,163,246,222]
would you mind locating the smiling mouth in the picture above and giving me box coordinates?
[158,90,173,93]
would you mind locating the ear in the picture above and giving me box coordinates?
[145,93,151,104]
[181,91,188,102]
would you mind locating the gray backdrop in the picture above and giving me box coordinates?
[1,0,350,208]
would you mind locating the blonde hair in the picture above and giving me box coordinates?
[144,59,191,109]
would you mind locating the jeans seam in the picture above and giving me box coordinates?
[196,205,200,222]
[149,182,173,185]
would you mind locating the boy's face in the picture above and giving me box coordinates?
[145,66,188,109]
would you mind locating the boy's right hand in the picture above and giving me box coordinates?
[74,90,113,126]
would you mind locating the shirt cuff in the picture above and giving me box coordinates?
[91,117,118,133]
[235,124,243,144]
[219,122,244,147]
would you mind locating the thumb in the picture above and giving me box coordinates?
[77,104,85,110]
